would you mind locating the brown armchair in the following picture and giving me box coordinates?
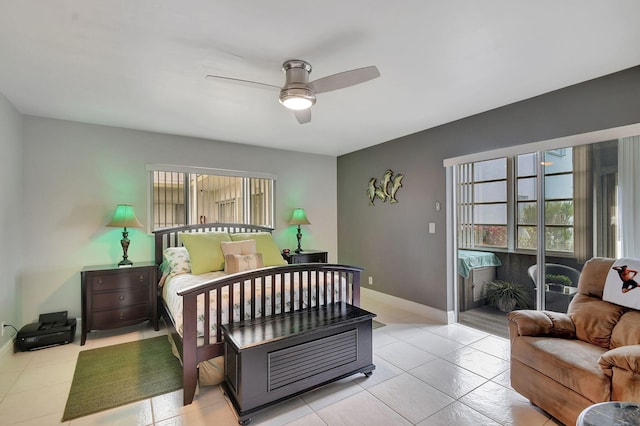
[508,257,640,426]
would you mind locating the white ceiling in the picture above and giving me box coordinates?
[1,1,640,156]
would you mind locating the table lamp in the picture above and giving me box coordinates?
[288,208,311,253]
[107,204,142,266]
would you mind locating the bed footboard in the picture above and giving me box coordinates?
[177,263,363,405]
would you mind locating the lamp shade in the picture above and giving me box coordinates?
[288,208,311,225]
[106,204,142,229]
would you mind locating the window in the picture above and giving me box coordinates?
[458,149,574,253]
[457,158,508,248]
[541,149,574,252]
[516,153,537,249]
[147,165,275,230]
[514,150,575,252]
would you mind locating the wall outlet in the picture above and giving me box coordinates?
[1,321,5,337]
[368,276,373,286]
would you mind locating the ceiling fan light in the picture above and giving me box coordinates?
[282,97,313,110]
[279,87,316,110]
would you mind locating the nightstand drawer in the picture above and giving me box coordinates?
[92,304,150,328]
[90,270,149,292]
[92,286,150,310]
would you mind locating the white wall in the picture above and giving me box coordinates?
[0,93,23,348]
[21,116,337,324]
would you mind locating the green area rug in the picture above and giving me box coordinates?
[62,336,183,421]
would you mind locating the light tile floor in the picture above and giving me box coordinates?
[0,296,564,425]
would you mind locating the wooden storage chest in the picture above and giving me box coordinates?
[221,302,375,424]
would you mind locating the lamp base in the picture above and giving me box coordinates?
[296,225,303,253]
[118,259,133,267]
[118,229,132,267]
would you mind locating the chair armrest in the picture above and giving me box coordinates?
[599,345,640,376]
[507,310,575,338]
[599,345,640,401]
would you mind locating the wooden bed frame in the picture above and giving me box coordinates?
[153,223,363,405]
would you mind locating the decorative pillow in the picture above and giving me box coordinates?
[220,240,257,256]
[230,232,288,267]
[225,253,264,274]
[603,258,640,310]
[180,232,231,274]
[162,247,191,275]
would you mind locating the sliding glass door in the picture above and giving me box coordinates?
[538,147,581,312]
[455,137,626,325]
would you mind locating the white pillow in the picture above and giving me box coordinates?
[603,258,640,310]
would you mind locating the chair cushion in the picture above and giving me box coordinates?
[511,335,610,402]
[575,257,615,299]
[610,311,640,348]
[569,294,626,349]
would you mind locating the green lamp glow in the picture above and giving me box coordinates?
[288,208,311,253]
[107,204,143,266]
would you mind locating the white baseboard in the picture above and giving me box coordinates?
[0,337,15,358]
[361,287,455,324]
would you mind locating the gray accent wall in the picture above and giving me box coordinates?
[338,66,640,312]
[0,92,23,349]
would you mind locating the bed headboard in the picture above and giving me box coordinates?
[152,223,274,265]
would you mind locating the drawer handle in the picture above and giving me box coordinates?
[97,279,103,285]
[119,313,125,320]
[119,296,125,301]
[139,275,144,282]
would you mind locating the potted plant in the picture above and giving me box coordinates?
[545,273,573,293]
[486,280,530,312]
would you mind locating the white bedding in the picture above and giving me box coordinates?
[162,269,346,339]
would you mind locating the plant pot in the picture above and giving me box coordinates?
[496,298,517,312]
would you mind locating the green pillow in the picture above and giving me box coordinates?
[230,232,288,266]
[180,232,231,274]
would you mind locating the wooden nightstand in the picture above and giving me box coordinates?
[80,262,158,345]
[283,250,328,264]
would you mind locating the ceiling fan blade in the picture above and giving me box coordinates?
[205,75,280,91]
[294,109,311,124]
[309,66,380,94]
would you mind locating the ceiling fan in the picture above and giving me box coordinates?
[206,59,380,124]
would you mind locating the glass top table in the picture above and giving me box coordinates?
[577,402,640,426]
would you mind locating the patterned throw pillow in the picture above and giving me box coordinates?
[224,253,264,274]
[162,247,191,275]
